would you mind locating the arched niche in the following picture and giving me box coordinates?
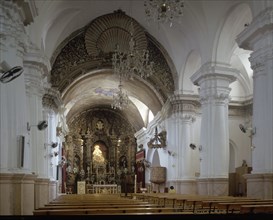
[91,140,108,170]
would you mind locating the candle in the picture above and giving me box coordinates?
[134,174,137,193]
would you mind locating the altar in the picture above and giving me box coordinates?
[87,184,119,194]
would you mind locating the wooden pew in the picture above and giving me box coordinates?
[240,204,273,214]
[33,207,182,215]
[174,195,233,213]
[35,193,181,215]
[38,204,162,210]
[39,193,273,216]
[48,194,139,205]
[215,200,273,214]
[200,198,263,214]
[45,202,151,206]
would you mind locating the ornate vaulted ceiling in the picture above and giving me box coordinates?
[50,10,176,131]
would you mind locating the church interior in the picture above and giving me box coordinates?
[0,0,273,216]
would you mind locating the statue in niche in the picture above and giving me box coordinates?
[57,105,69,135]
[119,155,127,168]
[93,145,105,165]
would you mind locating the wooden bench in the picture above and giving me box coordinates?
[40,193,273,216]
[215,200,273,214]
[174,195,233,213]
[240,204,273,214]
[33,207,182,215]
[200,198,263,214]
[38,204,162,210]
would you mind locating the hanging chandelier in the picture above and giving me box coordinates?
[112,21,154,80]
[144,0,184,27]
[111,75,130,110]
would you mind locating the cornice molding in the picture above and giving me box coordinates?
[236,7,273,51]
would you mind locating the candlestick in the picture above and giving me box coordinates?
[134,174,137,193]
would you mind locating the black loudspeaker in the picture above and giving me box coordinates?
[37,120,48,130]
[18,135,25,168]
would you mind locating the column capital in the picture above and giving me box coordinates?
[23,42,51,96]
[191,62,238,86]
[169,93,199,113]
[236,7,273,51]
[191,62,238,105]
[24,41,51,78]
[24,64,44,97]
[42,87,62,112]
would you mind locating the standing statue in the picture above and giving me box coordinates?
[57,105,69,135]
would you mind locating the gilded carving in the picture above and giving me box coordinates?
[50,11,175,102]
[63,107,137,191]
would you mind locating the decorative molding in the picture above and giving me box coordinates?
[50,11,174,103]
[14,0,38,26]
[169,94,199,120]
[236,7,273,51]
[85,9,147,57]
[42,87,62,112]
[228,103,252,117]
[0,1,27,55]
[191,62,238,86]
[199,92,231,106]
[24,40,51,77]
[249,46,273,78]
[24,63,45,96]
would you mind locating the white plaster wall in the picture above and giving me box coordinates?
[229,116,252,168]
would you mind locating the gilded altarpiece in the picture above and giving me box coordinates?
[62,109,137,193]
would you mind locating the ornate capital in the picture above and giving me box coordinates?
[24,63,45,97]
[182,114,196,123]
[191,62,237,106]
[42,87,62,112]
[249,46,273,78]
[169,93,199,114]
[191,62,238,86]
[236,7,273,51]
[200,91,231,106]
[24,40,51,77]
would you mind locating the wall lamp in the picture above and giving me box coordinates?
[50,152,59,157]
[27,120,48,131]
[239,123,256,136]
[189,143,196,150]
[44,142,58,149]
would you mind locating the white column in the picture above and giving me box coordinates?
[236,6,273,199]
[191,62,237,196]
[43,87,63,179]
[0,1,28,173]
[181,114,195,178]
[169,94,197,194]
[24,62,46,177]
